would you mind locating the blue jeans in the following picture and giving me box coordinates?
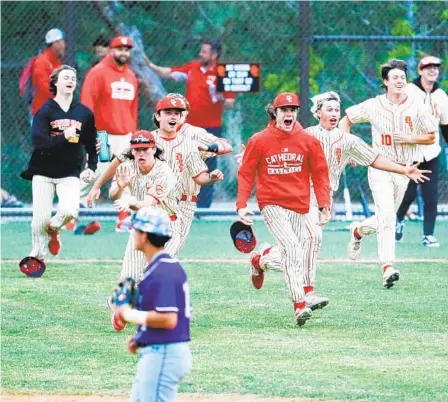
[131,342,192,402]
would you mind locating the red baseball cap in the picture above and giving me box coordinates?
[273,92,300,108]
[130,130,157,149]
[155,95,187,112]
[110,36,133,49]
[418,55,442,72]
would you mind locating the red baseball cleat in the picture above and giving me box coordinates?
[250,252,264,289]
[47,225,61,256]
[84,220,101,235]
[111,311,127,331]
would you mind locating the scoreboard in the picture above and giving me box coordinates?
[216,63,260,93]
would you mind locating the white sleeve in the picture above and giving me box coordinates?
[345,99,373,125]
[186,148,208,178]
[346,134,378,166]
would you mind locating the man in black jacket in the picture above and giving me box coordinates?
[21,65,98,260]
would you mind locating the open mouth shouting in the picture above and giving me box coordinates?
[168,120,177,128]
[284,118,293,128]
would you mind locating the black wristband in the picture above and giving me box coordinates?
[440,124,448,144]
[207,143,219,153]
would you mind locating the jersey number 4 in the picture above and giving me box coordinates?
[381,134,392,146]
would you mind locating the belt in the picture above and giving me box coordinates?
[180,194,197,202]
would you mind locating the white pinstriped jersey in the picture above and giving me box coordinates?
[178,123,217,196]
[151,130,208,199]
[119,131,208,200]
[115,159,177,215]
[345,94,438,163]
[306,125,378,192]
[406,83,448,161]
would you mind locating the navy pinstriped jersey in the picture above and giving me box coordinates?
[134,252,191,346]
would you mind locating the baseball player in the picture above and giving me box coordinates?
[166,93,232,253]
[111,130,176,281]
[396,55,448,247]
[109,130,177,331]
[237,92,431,308]
[20,65,97,262]
[339,59,438,288]
[237,92,331,326]
[111,207,192,402]
[87,95,225,257]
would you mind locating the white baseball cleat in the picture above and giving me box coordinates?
[382,265,400,288]
[305,293,329,311]
[294,307,312,326]
[422,235,440,248]
[348,222,362,260]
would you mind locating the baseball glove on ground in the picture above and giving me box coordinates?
[112,277,139,307]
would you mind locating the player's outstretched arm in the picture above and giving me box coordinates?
[370,156,431,183]
[193,170,224,185]
[87,158,122,206]
[338,116,352,133]
[393,131,436,145]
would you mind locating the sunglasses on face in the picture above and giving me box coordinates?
[130,138,155,145]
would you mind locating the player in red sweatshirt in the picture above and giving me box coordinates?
[236,92,331,326]
[80,35,139,231]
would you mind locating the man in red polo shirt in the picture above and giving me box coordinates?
[31,29,65,116]
[144,39,235,208]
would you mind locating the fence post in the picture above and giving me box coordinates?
[65,1,76,66]
[299,0,311,127]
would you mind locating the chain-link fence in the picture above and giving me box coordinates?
[2,1,448,210]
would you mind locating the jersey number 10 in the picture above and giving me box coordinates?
[381,134,392,146]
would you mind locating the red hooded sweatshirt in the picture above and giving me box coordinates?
[80,54,138,135]
[236,121,330,214]
[31,48,62,115]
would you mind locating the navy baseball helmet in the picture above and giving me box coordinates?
[230,221,257,254]
[19,256,46,278]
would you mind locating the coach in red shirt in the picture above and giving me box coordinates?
[145,39,235,208]
[31,29,65,116]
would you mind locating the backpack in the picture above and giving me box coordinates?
[19,56,37,102]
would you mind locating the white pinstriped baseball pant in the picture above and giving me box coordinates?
[261,205,306,302]
[165,200,196,257]
[30,175,80,259]
[119,204,194,282]
[358,167,409,266]
[259,214,322,287]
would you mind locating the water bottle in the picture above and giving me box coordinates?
[97,130,110,162]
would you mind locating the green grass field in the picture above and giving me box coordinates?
[2,219,448,401]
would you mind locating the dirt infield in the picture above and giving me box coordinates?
[1,395,329,402]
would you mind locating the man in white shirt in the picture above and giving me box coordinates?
[396,55,448,248]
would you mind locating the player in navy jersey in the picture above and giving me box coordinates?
[112,206,192,402]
